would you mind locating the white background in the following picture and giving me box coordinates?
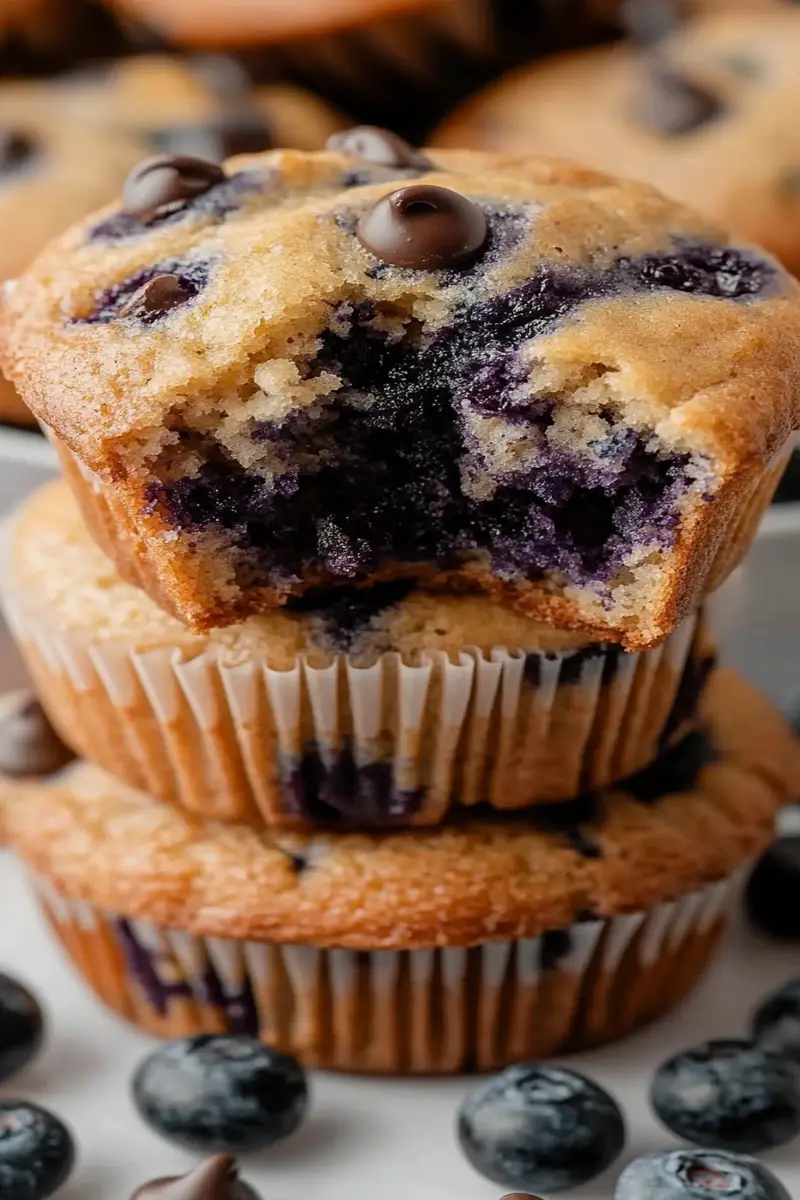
[1,853,799,1200]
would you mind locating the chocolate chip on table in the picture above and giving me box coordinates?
[148,115,273,163]
[0,129,37,173]
[117,273,195,321]
[0,693,75,777]
[122,154,225,223]
[634,65,723,135]
[131,1153,261,1200]
[327,125,431,171]
[357,184,488,270]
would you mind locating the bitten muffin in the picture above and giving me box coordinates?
[436,8,800,276]
[0,60,344,426]
[2,480,716,827]
[3,143,799,647]
[97,1,621,136]
[6,669,799,1073]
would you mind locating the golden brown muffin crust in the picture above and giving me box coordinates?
[6,670,798,948]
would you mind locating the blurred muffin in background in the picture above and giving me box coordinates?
[435,7,800,275]
[60,55,349,157]
[97,0,625,138]
[0,59,345,427]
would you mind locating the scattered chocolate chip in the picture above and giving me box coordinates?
[0,694,75,778]
[327,125,431,171]
[148,115,272,164]
[131,1153,260,1200]
[356,184,488,270]
[117,273,194,322]
[622,0,680,46]
[0,129,37,173]
[122,154,225,223]
[634,65,723,135]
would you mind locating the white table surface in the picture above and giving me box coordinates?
[1,853,799,1200]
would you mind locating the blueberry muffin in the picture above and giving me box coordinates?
[59,55,348,159]
[0,79,148,424]
[3,480,715,827]
[6,668,798,1072]
[97,1,623,137]
[4,141,799,647]
[436,8,800,276]
[0,61,345,427]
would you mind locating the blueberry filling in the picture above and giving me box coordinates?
[78,258,209,324]
[87,168,265,243]
[285,578,419,652]
[116,919,259,1034]
[280,742,424,823]
[144,243,768,598]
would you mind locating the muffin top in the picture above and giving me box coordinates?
[435,9,800,276]
[10,479,599,665]
[3,142,798,472]
[6,670,798,946]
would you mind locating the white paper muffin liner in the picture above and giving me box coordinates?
[1,545,712,827]
[29,870,739,1074]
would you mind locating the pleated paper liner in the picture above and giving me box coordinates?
[2,521,715,828]
[30,871,737,1074]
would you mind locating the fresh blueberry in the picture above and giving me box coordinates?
[614,1149,792,1200]
[746,835,800,940]
[456,1063,626,1193]
[651,1039,800,1152]
[0,974,44,1083]
[0,1101,75,1200]
[753,979,800,1066]
[131,1034,308,1153]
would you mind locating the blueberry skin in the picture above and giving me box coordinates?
[753,979,800,1066]
[0,1101,75,1200]
[614,1149,792,1200]
[651,1039,800,1153]
[131,1035,308,1153]
[456,1063,626,1193]
[746,836,800,940]
[0,974,44,1083]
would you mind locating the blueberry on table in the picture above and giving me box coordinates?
[0,1100,75,1200]
[752,979,800,1066]
[651,1039,800,1153]
[131,1035,308,1153]
[456,1063,625,1194]
[746,836,800,939]
[614,1149,792,1200]
[0,973,44,1083]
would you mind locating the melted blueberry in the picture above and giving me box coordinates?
[628,729,716,802]
[87,169,265,243]
[285,577,419,651]
[78,258,209,324]
[280,742,424,823]
[144,243,770,596]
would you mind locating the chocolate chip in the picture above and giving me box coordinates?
[327,125,431,171]
[148,115,272,164]
[122,154,225,223]
[634,65,723,135]
[131,1154,260,1200]
[0,694,75,778]
[117,273,194,322]
[356,184,488,270]
[0,129,37,173]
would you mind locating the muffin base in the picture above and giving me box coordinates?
[31,871,735,1074]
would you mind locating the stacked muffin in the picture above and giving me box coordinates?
[2,134,800,1073]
